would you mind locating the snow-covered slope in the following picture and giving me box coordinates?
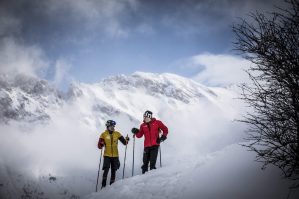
[1,72,297,199]
[0,74,63,123]
[66,72,237,134]
[85,144,297,199]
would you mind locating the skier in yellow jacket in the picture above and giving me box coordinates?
[98,120,129,188]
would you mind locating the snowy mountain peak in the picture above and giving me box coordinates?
[0,72,224,124]
[0,74,63,123]
[99,72,217,104]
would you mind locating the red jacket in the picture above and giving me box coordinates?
[136,118,168,147]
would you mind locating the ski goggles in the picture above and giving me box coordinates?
[143,111,152,118]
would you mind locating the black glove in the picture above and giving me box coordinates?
[157,135,167,144]
[131,128,139,134]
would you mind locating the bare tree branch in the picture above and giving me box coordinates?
[233,0,299,186]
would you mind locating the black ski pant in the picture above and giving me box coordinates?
[141,145,159,174]
[101,156,120,188]
[102,168,116,188]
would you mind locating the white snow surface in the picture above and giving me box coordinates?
[0,72,298,199]
[85,144,296,199]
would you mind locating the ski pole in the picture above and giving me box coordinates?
[95,148,103,192]
[158,129,162,168]
[122,134,128,179]
[132,134,135,177]
[159,144,162,168]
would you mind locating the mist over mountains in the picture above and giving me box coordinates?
[0,72,297,198]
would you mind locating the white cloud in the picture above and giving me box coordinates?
[53,59,72,88]
[179,53,252,86]
[0,37,72,90]
[0,37,49,78]
[0,6,49,78]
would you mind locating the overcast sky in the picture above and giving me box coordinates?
[0,0,288,89]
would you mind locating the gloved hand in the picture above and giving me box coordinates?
[131,128,139,134]
[98,138,105,149]
[125,135,130,143]
[156,135,167,144]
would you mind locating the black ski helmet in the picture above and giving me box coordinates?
[106,120,116,127]
[143,110,153,118]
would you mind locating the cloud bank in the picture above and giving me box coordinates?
[175,53,252,86]
[0,38,48,78]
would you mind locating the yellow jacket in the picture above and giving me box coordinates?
[99,130,123,157]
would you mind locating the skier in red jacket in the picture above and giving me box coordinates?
[131,110,168,174]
